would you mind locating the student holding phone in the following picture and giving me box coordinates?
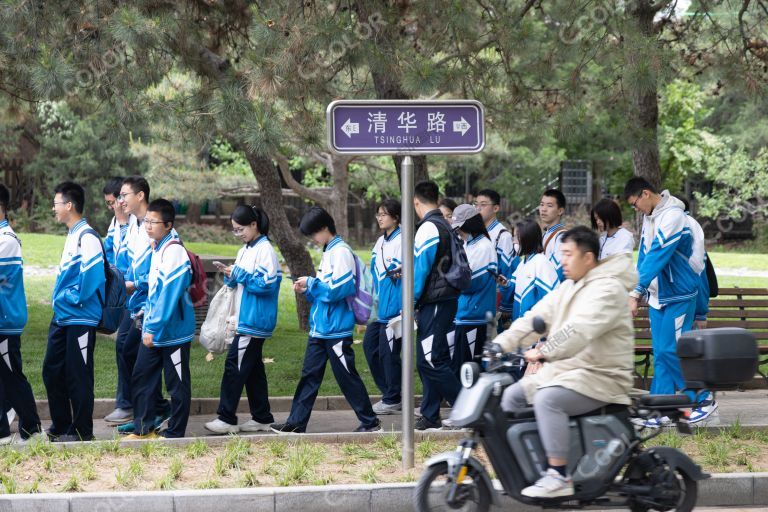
[205,205,281,434]
[363,199,403,415]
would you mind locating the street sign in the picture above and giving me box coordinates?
[327,100,485,155]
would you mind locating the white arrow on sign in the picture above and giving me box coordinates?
[341,118,360,138]
[452,117,471,136]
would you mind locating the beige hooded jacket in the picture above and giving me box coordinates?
[495,252,638,405]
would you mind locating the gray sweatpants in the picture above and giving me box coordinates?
[501,383,608,460]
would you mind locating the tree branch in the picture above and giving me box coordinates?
[273,152,331,205]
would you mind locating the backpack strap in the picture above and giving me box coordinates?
[0,231,21,248]
[543,227,566,252]
[77,228,106,307]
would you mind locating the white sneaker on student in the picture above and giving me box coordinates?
[687,401,719,425]
[0,434,14,445]
[239,420,272,432]
[521,468,574,498]
[204,418,239,434]
[6,408,16,425]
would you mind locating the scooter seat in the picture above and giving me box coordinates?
[506,407,536,420]
[636,394,693,408]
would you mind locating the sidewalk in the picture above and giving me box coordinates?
[12,388,768,443]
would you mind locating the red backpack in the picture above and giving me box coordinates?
[164,241,208,308]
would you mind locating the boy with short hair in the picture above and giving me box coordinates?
[125,199,194,439]
[0,184,42,444]
[539,189,567,282]
[44,182,106,442]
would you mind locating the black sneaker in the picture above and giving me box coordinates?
[415,416,443,431]
[354,419,382,433]
[270,422,305,434]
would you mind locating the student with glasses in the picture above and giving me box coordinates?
[109,176,172,434]
[363,199,403,416]
[205,205,282,435]
[44,182,106,442]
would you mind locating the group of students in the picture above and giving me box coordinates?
[0,172,716,443]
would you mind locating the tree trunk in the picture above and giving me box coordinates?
[627,0,662,191]
[244,151,314,331]
[186,202,202,224]
[393,154,429,185]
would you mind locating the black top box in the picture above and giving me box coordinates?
[677,328,758,390]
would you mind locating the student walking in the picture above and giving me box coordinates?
[624,178,701,428]
[364,199,403,415]
[590,198,635,260]
[271,207,379,434]
[449,205,498,374]
[412,181,462,431]
[0,184,42,444]
[539,189,567,282]
[205,206,281,434]
[43,182,106,442]
[125,199,194,439]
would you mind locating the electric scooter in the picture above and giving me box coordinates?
[414,320,758,511]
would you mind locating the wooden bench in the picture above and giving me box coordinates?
[634,287,768,389]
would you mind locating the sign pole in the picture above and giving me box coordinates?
[401,155,415,470]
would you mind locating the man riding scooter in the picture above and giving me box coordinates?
[491,226,637,499]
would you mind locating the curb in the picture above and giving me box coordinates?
[2,473,768,511]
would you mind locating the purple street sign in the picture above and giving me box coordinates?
[326,100,485,155]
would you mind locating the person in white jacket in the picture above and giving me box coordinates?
[493,226,637,499]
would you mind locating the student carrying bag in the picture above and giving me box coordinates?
[78,229,127,335]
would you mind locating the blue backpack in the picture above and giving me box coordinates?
[78,229,128,335]
[339,242,374,325]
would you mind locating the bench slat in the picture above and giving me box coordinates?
[634,319,768,329]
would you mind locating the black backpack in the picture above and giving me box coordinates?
[428,216,472,291]
[78,229,128,335]
[704,252,718,298]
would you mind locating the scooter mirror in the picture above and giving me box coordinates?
[532,316,546,334]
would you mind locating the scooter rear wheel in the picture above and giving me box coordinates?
[413,462,492,512]
[627,465,698,512]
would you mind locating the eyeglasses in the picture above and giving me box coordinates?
[117,192,136,202]
[232,227,246,235]
[105,199,116,207]
[142,218,166,227]
[52,201,71,208]
[629,196,640,210]
[472,201,494,208]
[375,213,391,219]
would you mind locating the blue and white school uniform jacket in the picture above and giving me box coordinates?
[635,191,698,308]
[125,218,179,317]
[686,213,710,321]
[414,215,441,304]
[509,252,559,320]
[305,236,356,340]
[455,235,498,326]
[225,235,282,338]
[487,220,519,313]
[104,215,135,275]
[52,219,106,327]
[0,220,26,335]
[599,227,635,260]
[543,223,566,282]
[371,227,402,324]
[142,233,194,347]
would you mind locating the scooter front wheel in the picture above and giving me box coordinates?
[413,462,492,512]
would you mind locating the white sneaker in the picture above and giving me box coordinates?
[372,401,402,415]
[638,416,672,429]
[687,401,719,425]
[521,468,574,498]
[15,432,47,445]
[239,420,272,432]
[6,408,16,425]
[204,418,239,434]
[0,434,14,445]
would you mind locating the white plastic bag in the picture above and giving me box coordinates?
[199,286,238,354]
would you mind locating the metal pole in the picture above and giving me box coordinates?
[401,155,415,470]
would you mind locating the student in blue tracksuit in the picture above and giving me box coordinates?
[539,189,567,282]
[474,189,518,332]
[364,199,403,416]
[413,181,462,431]
[44,182,106,442]
[110,177,170,431]
[272,207,379,434]
[625,178,700,428]
[0,185,42,444]
[205,206,281,435]
[102,176,137,424]
[125,199,194,439]
[449,205,497,375]
[508,220,560,320]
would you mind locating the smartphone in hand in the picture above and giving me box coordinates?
[213,261,227,270]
